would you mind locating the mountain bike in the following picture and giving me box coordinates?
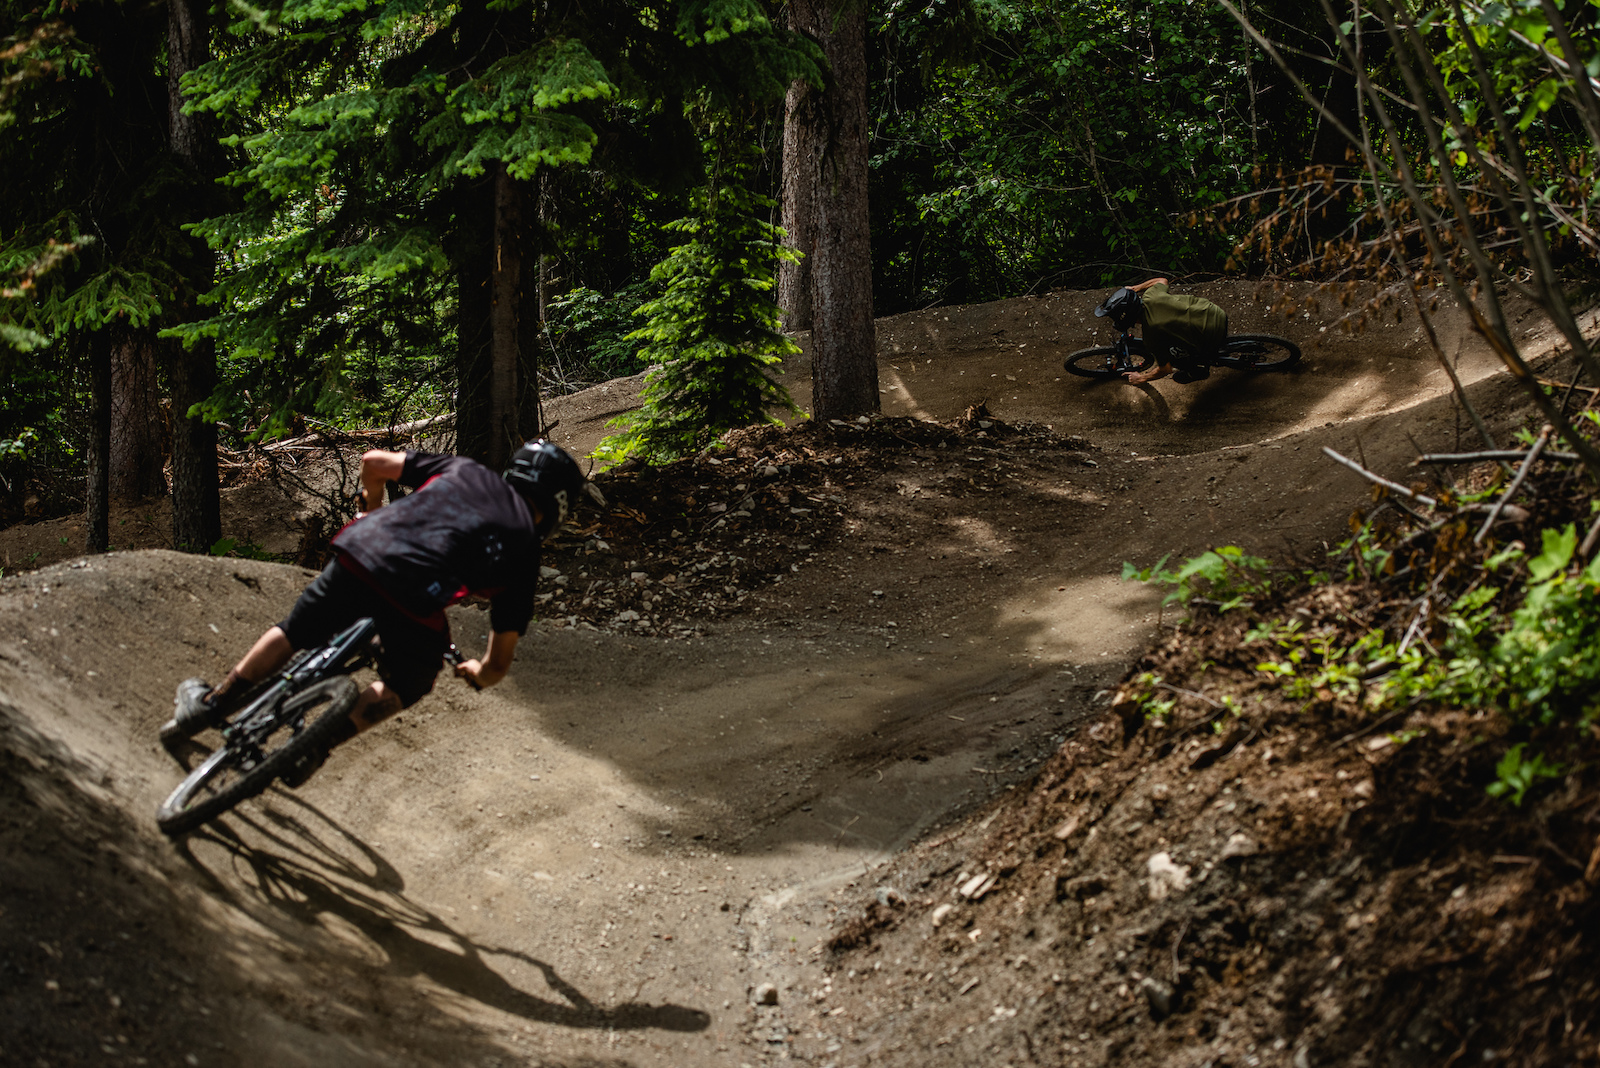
[1063,331,1301,380]
[156,618,477,837]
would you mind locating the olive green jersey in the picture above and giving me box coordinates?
[1142,283,1228,365]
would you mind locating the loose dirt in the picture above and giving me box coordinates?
[0,282,1591,1068]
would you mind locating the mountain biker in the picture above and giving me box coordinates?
[159,440,586,779]
[1095,277,1229,385]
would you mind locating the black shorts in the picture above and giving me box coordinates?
[279,559,448,708]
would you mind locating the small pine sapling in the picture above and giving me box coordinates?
[597,139,801,465]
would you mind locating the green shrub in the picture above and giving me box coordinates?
[595,142,800,466]
[544,282,655,389]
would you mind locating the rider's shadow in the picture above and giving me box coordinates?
[175,796,709,1034]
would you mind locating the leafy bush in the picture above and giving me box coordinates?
[1128,521,1600,807]
[543,281,655,390]
[1122,545,1273,611]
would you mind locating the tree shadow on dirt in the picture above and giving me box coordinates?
[174,792,710,1035]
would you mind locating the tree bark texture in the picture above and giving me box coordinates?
[536,169,560,328]
[786,0,879,421]
[459,167,544,465]
[518,239,546,442]
[455,175,495,464]
[778,71,818,333]
[86,333,113,553]
[165,0,221,552]
[484,163,524,469]
[110,329,169,502]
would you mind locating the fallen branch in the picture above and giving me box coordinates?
[259,412,455,452]
[1581,512,1600,560]
[1475,425,1552,545]
[1414,449,1579,465]
[1536,378,1600,396]
[1156,682,1223,709]
[1326,447,1529,525]
[1323,447,1439,507]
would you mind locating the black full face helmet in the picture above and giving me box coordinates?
[1094,287,1143,331]
[504,440,584,540]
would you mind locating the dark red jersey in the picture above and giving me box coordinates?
[331,451,541,634]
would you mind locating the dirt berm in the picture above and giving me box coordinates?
[1,281,1590,1067]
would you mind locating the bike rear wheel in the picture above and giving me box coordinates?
[1214,334,1301,371]
[1064,345,1155,380]
[156,676,359,837]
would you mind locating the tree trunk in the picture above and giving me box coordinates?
[778,66,819,333]
[455,175,495,463]
[536,168,561,325]
[459,166,542,463]
[110,329,168,503]
[486,162,523,469]
[86,332,112,553]
[166,0,221,552]
[518,219,546,442]
[800,0,879,421]
[166,336,220,552]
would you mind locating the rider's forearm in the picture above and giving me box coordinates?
[475,630,520,687]
[1128,277,1169,293]
[358,449,407,511]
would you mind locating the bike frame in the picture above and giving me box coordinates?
[218,616,479,751]
[1111,330,1210,369]
[221,617,380,751]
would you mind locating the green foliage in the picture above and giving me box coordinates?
[1221,518,1600,808]
[0,0,215,505]
[595,139,800,465]
[1130,673,1177,727]
[544,282,655,388]
[1342,524,1600,732]
[0,427,35,461]
[1485,744,1563,806]
[166,0,824,441]
[210,536,278,560]
[1123,545,1273,610]
[1249,624,1378,705]
[867,0,1325,310]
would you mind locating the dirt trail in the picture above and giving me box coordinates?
[0,282,1580,1068]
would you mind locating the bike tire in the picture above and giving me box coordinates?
[156,676,359,837]
[1064,346,1155,380]
[1214,334,1301,371]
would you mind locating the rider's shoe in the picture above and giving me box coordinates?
[1172,364,1210,384]
[159,678,240,749]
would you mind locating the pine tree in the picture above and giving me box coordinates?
[174,0,822,465]
[0,0,224,548]
[596,135,802,464]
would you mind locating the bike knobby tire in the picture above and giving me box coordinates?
[1214,334,1301,371]
[156,676,359,837]
[1064,346,1155,380]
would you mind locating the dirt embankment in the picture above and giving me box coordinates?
[1,281,1592,1068]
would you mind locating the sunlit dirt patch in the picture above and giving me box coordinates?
[535,414,1095,637]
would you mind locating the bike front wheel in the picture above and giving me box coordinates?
[1215,334,1301,371]
[1064,346,1155,380]
[156,676,359,837]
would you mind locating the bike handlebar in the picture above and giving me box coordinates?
[443,644,484,691]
